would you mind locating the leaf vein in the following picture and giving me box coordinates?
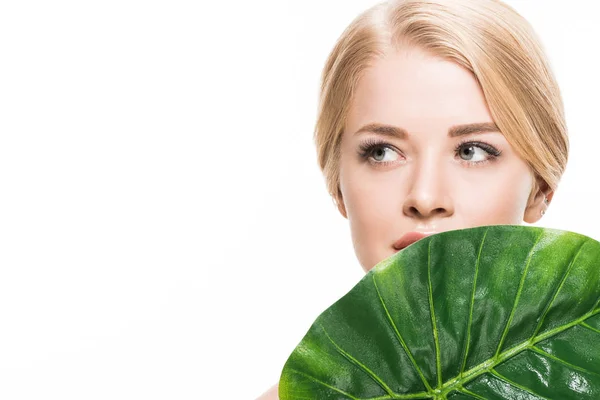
[319,323,396,396]
[490,369,549,399]
[495,230,544,357]
[457,388,487,400]
[580,321,600,335]
[530,239,587,339]
[372,275,434,393]
[287,368,361,400]
[530,346,600,377]
[460,228,488,375]
[427,240,442,388]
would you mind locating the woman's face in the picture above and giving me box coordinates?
[337,46,549,272]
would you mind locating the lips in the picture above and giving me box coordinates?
[393,231,437,251]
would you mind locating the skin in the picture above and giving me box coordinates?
[337,45,551,272]
[257,44,552,400]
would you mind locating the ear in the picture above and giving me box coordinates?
[523,176,553,223]
[335,190,348,219]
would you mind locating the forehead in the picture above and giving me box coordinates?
[346,46,494,134]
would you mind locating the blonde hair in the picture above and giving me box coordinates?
[314,0,568,209]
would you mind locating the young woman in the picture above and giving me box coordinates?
[258,0,567,397]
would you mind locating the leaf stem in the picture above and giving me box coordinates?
[438,306,600,396]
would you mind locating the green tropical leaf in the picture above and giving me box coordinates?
[279,225,600,399]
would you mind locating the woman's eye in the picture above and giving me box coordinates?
[358,140,403,166]
[458,144,490,162]
[359,140,500,166]
[370,146,399,163]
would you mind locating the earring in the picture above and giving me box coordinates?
[540,196,549,216]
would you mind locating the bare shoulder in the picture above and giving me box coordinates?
[256,383,279,400]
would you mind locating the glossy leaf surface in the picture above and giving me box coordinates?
[279,225,600,399]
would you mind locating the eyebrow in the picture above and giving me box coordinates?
[353,122,500,138]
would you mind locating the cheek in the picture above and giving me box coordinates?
[340,165,399,270]
[344,180,390,247]
[454,165,532,224]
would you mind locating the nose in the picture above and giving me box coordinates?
[402,158,454,220]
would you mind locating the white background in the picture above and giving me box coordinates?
[0,1,598,399]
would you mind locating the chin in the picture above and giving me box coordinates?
[361,252,392,273]
[361,260,376,273]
